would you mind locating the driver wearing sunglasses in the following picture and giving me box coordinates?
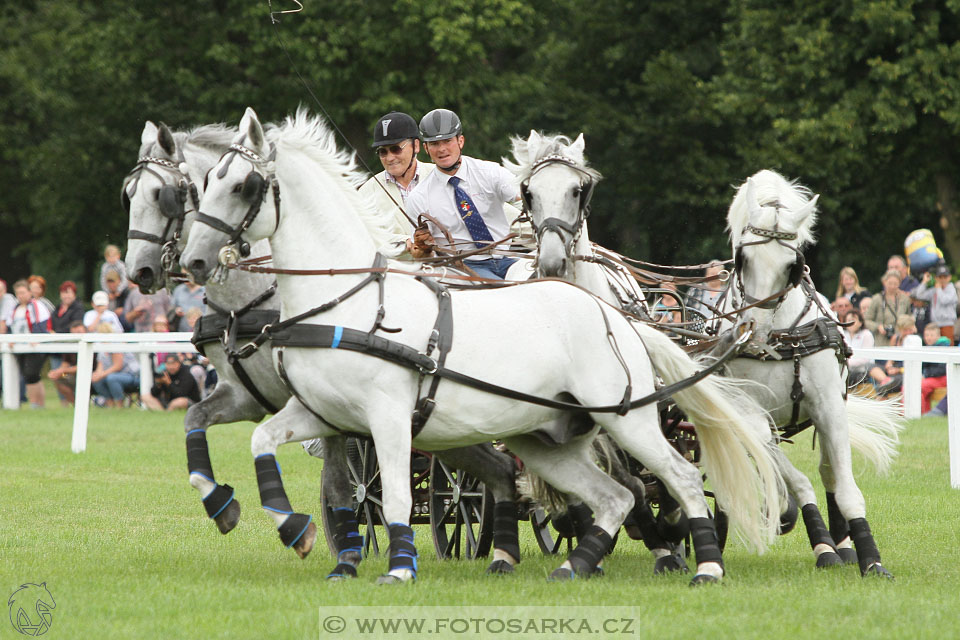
[359,111,435,240]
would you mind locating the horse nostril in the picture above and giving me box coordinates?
[189,259,206,276]
[136,268,154,290]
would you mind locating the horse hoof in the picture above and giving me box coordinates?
[654,552,689,575]
[862,562,894,580]
[689,573,720,587]
[486,560,515,575]
[548,567,575,581]
[213,498,241,534]
[327,562,358,581]
[838,547,858,565]
[293,522,317,559]
[815,551,843,569]
[376,574,411,585]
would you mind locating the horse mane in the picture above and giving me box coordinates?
[269,107,394,249]
[502,132,602,184]
[727,169,818,248]
[184,123,236,153]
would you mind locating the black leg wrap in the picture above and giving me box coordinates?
[688,517,723,567]
[327,562,358,580]
[567,502,595,542]
[493,501,521,563]
[327,507,363,555]
[278,512,313,548]
[825,492,850,543]
[848,518,881,575]
[779,494,799,534]
[801,503,836,550]
[186,429,215,481]
[633,501,668,551]
[387,524,418,576]
[567,525,613,577]
[255,454,293,513]
[656,483,690,543]
[202,483,235,519]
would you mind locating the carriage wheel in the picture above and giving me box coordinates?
[428,458,494,560]
[320,437,390,557]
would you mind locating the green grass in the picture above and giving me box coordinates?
[1,408,958,639]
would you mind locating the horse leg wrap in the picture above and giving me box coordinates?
[567,526,613,577]
[325,506,363,579]
[567,502,595,542]
[633,501,668,551]
[255,454,292,513]
[186,429,215,482]
[278,513,313,548]
[801,504,836,549]
[387,524,418,577]
[493,501,521,563]
[848,518,882,575]
[202,483,235,520]
[779,494,799,534]
[824,492,850,543]
[656,483,690,543]
[688,517,723,568]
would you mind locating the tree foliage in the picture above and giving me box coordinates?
[2,0,959,296]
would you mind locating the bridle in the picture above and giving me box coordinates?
[124,154,200,272]
[520,154,596,259]
[194,141,281,264]
[733,219,808,311]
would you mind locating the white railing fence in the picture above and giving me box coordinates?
[1,332,196,453]
[2,334,959,487]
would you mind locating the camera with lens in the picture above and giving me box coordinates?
[883,325,895,335]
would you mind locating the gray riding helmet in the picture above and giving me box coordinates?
[419,109,462,142]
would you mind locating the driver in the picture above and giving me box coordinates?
[404,108,520,279]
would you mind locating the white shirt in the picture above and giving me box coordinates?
[84,308,125,334]
[359,161,435,236]
[405,156,520,257]
[5,300,51,334]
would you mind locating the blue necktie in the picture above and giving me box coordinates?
[449,176,494,249]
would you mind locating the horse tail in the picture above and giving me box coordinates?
[845,392,904,474]
[635,324,785,553]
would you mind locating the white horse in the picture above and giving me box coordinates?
[123,120,521,579]
[180,107,785,585]
[721,169,903,578]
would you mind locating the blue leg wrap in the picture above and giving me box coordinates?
[387,524,418,577]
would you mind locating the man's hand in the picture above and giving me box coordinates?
[408,226,435,259]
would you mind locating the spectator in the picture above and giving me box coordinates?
[842,308,874,385]
[858,296,872,318]
[47,321,88,405]
[104,271,133,331]
[654,284,682,325]
[3,279,51,408]
[50,281,86,406]
[180,351,208,397]
[830,297,853,320]
[0,278,16,326]
[84,290,124,334]
[864,269,912,346]
[918,322,950,414]
[27,275,55,315]
[123,283,171,333]
[143,353,200,411]
[868,314,917,395]
[170,281,206,332]
[151,315,171,367]
[887,254,919,293]
[910,264,957,343]
[100,244,129,294]
[686,260,726,316]
[184,306,203,333]
[835,266,870,310]
[89,323,140,408]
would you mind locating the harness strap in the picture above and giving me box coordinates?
[411,277,454,437]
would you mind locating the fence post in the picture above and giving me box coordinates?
[2,351,19,409]
[949,362,960,490]
[71,339,95,454]
[138,352,153,403]
[902,358,922,419]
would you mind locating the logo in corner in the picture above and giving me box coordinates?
[8,583,55,636]
[381,119,392,137]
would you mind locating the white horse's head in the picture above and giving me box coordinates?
[726,170,819,322]
[503,131,601,278]
[124,120,234,292]
[181,107,278,284]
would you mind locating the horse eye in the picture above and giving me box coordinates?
[151,188,160,200]
[232,183,243,194]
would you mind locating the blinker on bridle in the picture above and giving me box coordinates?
[194,141,280,263]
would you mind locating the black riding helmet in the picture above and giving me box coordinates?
[419,109,462,142]
[372,112,420,147]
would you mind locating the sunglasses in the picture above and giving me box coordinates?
[376,140,411,157]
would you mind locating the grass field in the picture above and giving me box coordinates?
[1,407,958,639]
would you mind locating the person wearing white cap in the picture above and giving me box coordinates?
[84,290,125,334]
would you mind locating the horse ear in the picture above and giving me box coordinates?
[795,194,819,220]
[140,121,158,147]
[526,130,542,164]
[241,107,265,151]
[570,133,585,155]
[744,177,762,218]
[157,122,176,157]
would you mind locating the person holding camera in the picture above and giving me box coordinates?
[910,264,957,343]
[864,269,912,346]
[143,353,200,411]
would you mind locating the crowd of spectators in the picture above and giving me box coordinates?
[1,244,212,411]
